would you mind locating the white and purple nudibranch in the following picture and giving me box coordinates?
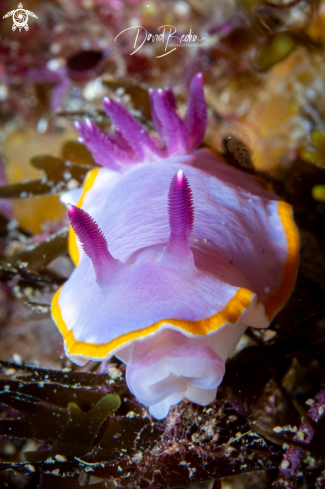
[52,74,299,419]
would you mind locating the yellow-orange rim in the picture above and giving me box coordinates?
[68,168,100,265]
[52,286,255,359]
[263,201,299,320]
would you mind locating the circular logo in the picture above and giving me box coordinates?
[3,4,38,33]
[12,9,29,31]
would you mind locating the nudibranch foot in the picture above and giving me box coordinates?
[126,329,225,419]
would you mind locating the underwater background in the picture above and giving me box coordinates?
[1,0,325,487]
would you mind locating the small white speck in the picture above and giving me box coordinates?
[305,399,315,406]
[188,467,196,477]
[67,179,79,190]
[55,454,67,462]
[126,411,136,418]
[47,58,63,71]
[248,199,252,203]
[134,452,143,461]
[0,84,8,101]
[117,466,123,472]
[37,118,48,134]
[281,460,290,469]
[264,286,270,293]
[13,353,22,365]
[5,368,15,376]
[273,426,283,433]
[108,367,122,380]
[174,1,191,15]
[115,87,125,96]
[83,79,104,101]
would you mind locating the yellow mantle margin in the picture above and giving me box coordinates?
[263,201,299,320]
[52,287,255,360]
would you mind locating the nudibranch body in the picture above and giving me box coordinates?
[52,74,299,419]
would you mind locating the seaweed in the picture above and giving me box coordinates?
[0,155,96,199]
[0,360,282,488]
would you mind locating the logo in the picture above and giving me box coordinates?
[2,3,38,32]
[115,25,205,58]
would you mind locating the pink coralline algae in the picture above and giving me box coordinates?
[51,73,299,419]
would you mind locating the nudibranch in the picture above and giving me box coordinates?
[51,74,299,419]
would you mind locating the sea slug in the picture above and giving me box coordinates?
[52,74,299,419]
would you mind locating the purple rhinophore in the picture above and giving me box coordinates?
[67,204,118,282]
[166,170,194,258]
[168,170,194,237]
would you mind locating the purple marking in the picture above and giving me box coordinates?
[151,89,188,156]
[67,204,118,282]
[164,86,177,110]
[74,119,135,171]
[185,73,207,151]
[166,170,194,256]
[103,97,162,161]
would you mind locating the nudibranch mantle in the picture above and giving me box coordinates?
[52,74,299,419]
